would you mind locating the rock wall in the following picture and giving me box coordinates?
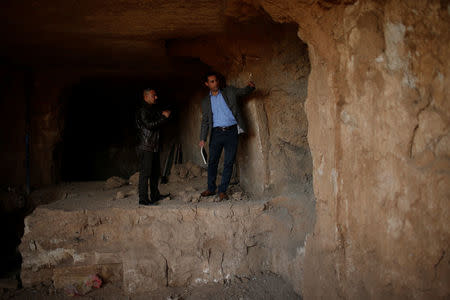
[170,18,313,198]
[0,67,27,186]
[0,67,78,187]
[30,70,78,186]
[243,0,450,298]
[6,0,450,298]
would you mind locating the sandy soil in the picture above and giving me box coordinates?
[2,177,302,299]
[30,176,259,212]
[2,272,301,299]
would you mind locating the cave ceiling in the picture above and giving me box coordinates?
[0,0,263,74]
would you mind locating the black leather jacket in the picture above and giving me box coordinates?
[136,102,168,152]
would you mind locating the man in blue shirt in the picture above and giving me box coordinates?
[199,71,255,200]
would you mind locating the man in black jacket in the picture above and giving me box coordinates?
[136,88,171,205]
[199,72,255,200]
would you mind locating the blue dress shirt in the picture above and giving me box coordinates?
[210,91,237,127]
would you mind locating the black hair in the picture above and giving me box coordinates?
[143,88,155,94]
[204,71,219,83]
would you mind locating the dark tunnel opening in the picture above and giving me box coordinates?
[59,70,211,182]
[60,78,172,182]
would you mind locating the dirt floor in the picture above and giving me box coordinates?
[1,272,301,299]
[29,175,256,212]
[2,172,301,299]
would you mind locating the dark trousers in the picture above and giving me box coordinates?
[208,126,238,193]
[138,150,160,202]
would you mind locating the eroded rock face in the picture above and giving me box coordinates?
[20,197,312,295]
[0,69,79,186]
[2,0,449,298]
[104,176,127,190]
[247,0,450,299]
[172,19,313,198]
[172,0,449,298]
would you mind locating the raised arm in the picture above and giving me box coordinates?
[232,82,256,97]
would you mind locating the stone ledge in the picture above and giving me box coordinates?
[20,188,312,295]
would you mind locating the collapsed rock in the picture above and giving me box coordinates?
[191,193,201,203]
[129,172,139,186]
[126,189,137,196]
[232,192,243,200]
[178,191,191,203]
[185,186,196,192]
[169,161,206,182]
[178,190,201,203]
[115,191,126,200]
[190,165,202,177]
[160,195,171,201]
[104,176,127,189]
[185,161,195,170]
[178,165,189,178]
[169,165,188,183]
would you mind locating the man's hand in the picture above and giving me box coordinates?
[199,140,205,148]
[162,110,171,118]
[248,81,255,88]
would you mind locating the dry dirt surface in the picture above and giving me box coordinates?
[29,175,250,211]
[18,173,308,298]
[2,272,300,300]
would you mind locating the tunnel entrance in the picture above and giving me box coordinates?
[60,77,177,182]
[61,78,142,181]
[59,68,210,182]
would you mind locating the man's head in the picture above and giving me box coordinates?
[143,88,157,104]
[204,71,220,93]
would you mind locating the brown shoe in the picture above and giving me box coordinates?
[201,190,215,197]
[219,192,229,200]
